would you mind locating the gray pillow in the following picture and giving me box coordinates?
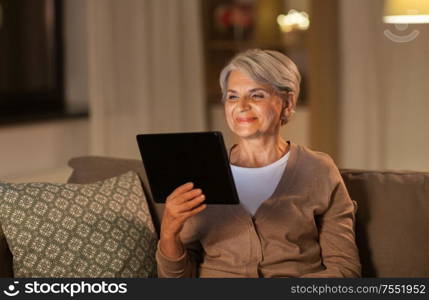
[67,156,164,235]
[0,171,157,278]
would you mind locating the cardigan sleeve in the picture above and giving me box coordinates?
[156,240,203,278]
[156,218,203,278]
[300,164,362,278]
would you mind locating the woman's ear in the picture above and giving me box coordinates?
[280,92,296,125]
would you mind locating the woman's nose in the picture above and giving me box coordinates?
[237,96,251,111]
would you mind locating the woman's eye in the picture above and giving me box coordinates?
[251,94,265,99]
[227,95,238,100]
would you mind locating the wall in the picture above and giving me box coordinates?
[0,0,90,182]
[308,0,340,161]
[339,0,429,171]
[1,0,207,181]
[0,119,89,182]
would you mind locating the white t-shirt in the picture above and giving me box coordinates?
[230,151,290,216]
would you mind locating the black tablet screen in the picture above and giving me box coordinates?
[136,132,239,205]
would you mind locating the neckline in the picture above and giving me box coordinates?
[230,151,290,171]
[228,142,290,168]
[229,141,300,222]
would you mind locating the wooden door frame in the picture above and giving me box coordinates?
[308,0,340,161]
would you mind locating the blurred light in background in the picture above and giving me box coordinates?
[384,0,429,23]
[277,9,310,33]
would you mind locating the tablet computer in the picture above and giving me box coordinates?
[136,131,239,205]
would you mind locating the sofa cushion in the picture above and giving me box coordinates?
[341,169,429,277]
[67,156,164,235]
[0,171,157,278]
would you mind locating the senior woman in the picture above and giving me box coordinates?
[156,49,361,278]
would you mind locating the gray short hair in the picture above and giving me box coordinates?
[219,49,301,109]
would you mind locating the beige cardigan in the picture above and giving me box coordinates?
[156,141,361,277]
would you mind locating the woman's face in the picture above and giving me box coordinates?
[224,70,285,140]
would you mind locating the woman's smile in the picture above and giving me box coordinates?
[236,116,258,123]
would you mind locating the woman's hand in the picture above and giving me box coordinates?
[159,182,206,259]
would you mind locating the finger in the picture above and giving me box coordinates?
[177,194,205,212]
[184,203,206,218]
[174,189,203,204]
[167,182,194,201]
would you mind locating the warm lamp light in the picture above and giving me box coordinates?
[384,0,429,24]
[277,10,310,33]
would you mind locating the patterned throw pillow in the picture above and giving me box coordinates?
[0,171,158,278]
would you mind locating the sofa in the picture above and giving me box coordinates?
[1,156,428,277]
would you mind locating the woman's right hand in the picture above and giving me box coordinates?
[160,182,206,241]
